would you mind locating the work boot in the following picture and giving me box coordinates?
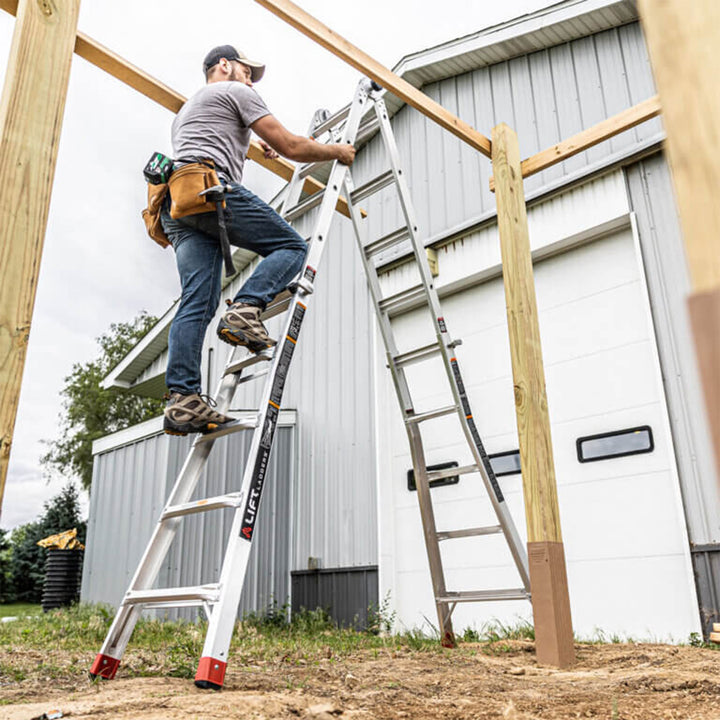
[216,301,276,352]
[163,392,233,436]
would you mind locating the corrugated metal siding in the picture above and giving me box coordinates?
[81,427,294,618]
[291,566,379,629]
[625,154,720,545]
[354,22,659,242]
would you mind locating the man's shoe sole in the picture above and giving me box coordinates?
[163,417,221,436]
[217,326,275,353]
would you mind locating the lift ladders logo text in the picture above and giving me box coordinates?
[241,303,306,541]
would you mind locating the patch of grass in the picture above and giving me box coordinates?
[472,618,535,643]
[0,603,41,619]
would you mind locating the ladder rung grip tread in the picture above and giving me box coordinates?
[379,284,427,315]
[356,116,381,143]
[223,351,274,377]
[283,190,325,221]
[436,526,503,541]
[393,342,442,369]
[311,106,351,137]
[350,169,394,203]
[261,296,293,322]
[162,493,244,520]
[195,418,258,443]
[125,585,221,606]
[406,405,458,424]
[299,160,332,179]
[426,463,479,482]
[364,226,411,259]
[437,589,529,603]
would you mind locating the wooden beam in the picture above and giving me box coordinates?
[0,0,355,219]
[0,0,82,512]
[253,0,492,158]
[638,0,720,482]
[492,123,575,669]
[489,95,662,191]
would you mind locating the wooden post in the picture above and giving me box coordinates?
[638,0,720,481]
[492,123,575,668]
[0,0,82,512]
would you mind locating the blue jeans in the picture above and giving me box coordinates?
[161,183,307,395]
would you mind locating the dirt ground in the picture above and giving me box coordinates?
[2,641,720,720]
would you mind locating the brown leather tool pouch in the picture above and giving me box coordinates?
[141,182,170,248]
[167,162,225,219]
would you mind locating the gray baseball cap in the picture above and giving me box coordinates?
[202,45,265,82]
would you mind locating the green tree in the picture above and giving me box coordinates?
[10,483,86,604]
[0,529,14,603]
[41,311,164,491]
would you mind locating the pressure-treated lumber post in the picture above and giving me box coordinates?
[492,123,575,668]
[0,0,81,511]
[638,0,720,482]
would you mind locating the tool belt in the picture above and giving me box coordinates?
[142,182,171,248]
[141,158,228,248]
[167,160,226,219]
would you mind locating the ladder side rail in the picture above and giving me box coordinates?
[195,81,371,684]
[94,350,244,664]
[279,113,324,215]
[343,174,455,645]
[373,97,531,590]
[342,175,414,413]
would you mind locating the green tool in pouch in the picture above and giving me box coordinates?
[143,151,174,185]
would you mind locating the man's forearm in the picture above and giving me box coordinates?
[284,136,344,163]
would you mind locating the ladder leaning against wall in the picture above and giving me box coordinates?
[90,78,531,691]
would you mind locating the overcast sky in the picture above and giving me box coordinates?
[0,0,555,529]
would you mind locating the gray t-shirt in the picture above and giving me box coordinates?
[171,81,271,183]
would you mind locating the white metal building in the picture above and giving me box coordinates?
[82,0,720,641]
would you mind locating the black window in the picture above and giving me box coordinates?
[407,461,459,491]
[489,450,521,477]
[577,426,654,463]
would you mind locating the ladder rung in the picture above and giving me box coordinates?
[437,589,529,603]
[356,115,381,144]
[393,342,442,369]
[405,405,458,425]
[350,169,395,203]
[426,463,478,482]
[298,159,333,179]
[236,369,270,386]
[364,226,410,259]
[311,105,351,137]
[223,350,274,377]
[195,418,258,443]
[124,584,221,606]
[283,189,325,222]
[378,284,427,316]
[161,492,244,521]
[436,525,503,541]
[261,293,293,321]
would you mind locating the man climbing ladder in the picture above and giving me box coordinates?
[91,77,531,691]
[161,44,355,436]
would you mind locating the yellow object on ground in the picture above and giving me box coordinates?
[37,528,84,550]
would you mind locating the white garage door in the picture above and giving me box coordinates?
[377,225,699,641]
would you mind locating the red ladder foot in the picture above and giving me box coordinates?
[89,653,120,679]
[195,656,226,690]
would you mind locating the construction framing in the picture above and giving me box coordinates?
[1,0,717,671]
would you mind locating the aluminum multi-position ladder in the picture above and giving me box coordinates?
[341,84,530,647]
[90,78,530,690]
